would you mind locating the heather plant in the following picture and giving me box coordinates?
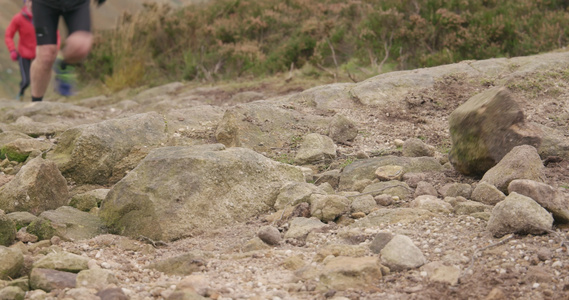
[79,0,569,91]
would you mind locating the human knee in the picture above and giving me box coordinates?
[36,46,58,66]
[64,31,93,62]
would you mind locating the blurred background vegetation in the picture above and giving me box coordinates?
[4,0,569,97]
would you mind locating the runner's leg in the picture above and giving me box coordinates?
[18,57,32,99]
[61,1,92,64]
[30,1,60,101]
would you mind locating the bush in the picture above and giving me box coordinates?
[79,0,569,91]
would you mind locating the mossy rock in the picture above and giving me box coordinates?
[27,219,56,241]
[0,146,28,163]
[0,215,16,246]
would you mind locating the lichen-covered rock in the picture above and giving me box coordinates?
[46,112,168,185]
[0,157,68,215]
[481,145,545,193]
[448,87,541,175]
[0,212,16,246]
[100,144,304,241]
[487,192,554,237]
[294,133,337,165]
[0,247,23,280]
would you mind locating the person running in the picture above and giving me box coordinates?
[5,0,35,100]
[30,0,106,101]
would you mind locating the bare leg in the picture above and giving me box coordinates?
[62,31,93,63]
[31,44,58,99]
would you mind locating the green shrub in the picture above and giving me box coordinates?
[79,0,569,91]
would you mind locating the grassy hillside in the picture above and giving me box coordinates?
[80,0,569,94]
[0,0,206,99]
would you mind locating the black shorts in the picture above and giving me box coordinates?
[33,0,91,45]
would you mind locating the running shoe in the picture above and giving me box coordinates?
[53,58,75,97]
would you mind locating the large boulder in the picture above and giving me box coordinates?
[100,144,304,241]
[448,87,541,175]
[46,112,168,185]
[481,145,545,193]
[0,157,68,215]
[215,101,330,154]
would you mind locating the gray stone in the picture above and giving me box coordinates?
[362,181,412,200]
[440,183,472,198]
[374,165,404,181]
[69,189,109,212]
[33,251,89,273]
[0,138,52,163]
[36,206,106,241]
[96,288,129,300]
[46,112,168,185]
[310,194,350,222]
[481,145,545,193]
[0,132,30,148]
[76,269,119,290]
[174,274,210,297]
[15,228,37,243]
[351,208,434,228]
[414,181,438,197]
[166,290,208,300]
[6,212,38,229]
[284,217,327,239]
[448,87,541,175]
[380,235,426,271]
[148,252,205,276]
[100,145,304,241]
[0,247,23,280]
[487,192,554,237]
[350,195,377,214]
[374,194,393,206]
[60,287,101,300]
[0,213,15,246]
[402,138,435,157]
[29,268,77,292]
[0,286,24,300]
[410,195,452,214]
[163,106,226,146]
[314,169,341,189]
[243,237,271,252]
[534,123,569,161]
[422,261,460,285]
[289,83,357,111]
[215,101,330,154]
[274,182,324,210]
[319,256,383,291]
[471,182,506,205]
[258,226,281,245]
[508,179,569,223]
[295,133,337,165]
[328,115,358,144]
[402,173,427,188]
[453,200,492,215]
[370,232,394,254]
[339,156,442,191]
[0,157,68,215]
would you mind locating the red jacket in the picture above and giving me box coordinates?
[5,7,36,59]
